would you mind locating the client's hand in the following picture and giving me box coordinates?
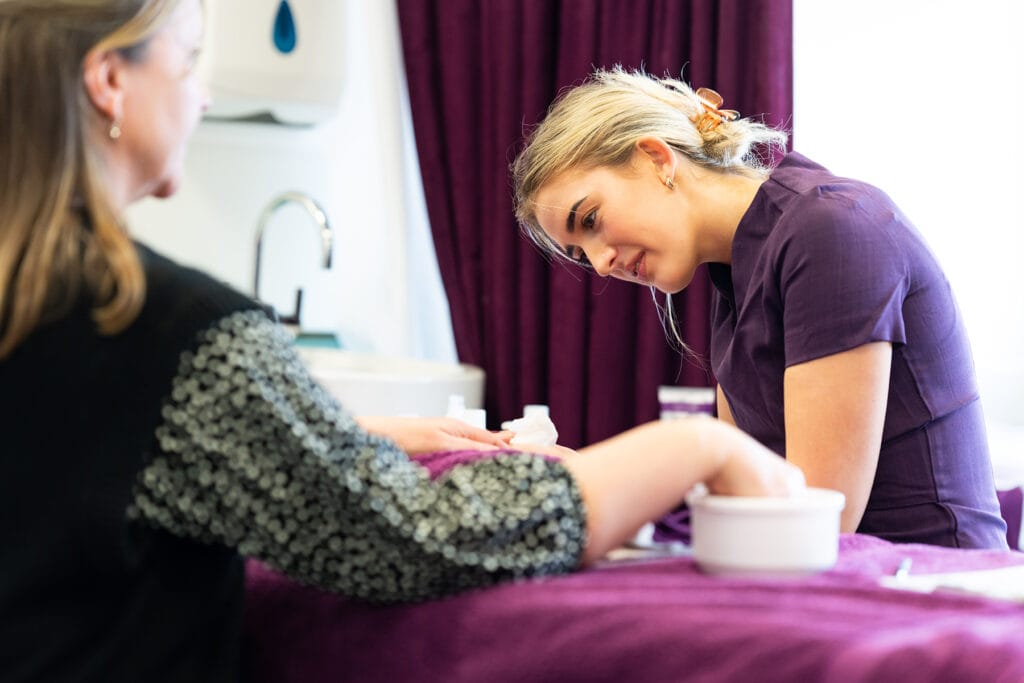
[705,420,806,497]
[355,416,513,456]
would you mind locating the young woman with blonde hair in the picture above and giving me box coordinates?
[513,67,1006,549]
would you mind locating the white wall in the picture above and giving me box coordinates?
[795,0,1024,483]
[126,0,457,362]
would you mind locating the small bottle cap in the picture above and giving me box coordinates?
[523,404,549,418]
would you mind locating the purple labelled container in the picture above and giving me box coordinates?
[654,385,716,544]
[658,386,715,420]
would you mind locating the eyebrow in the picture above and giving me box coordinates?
[566,196,586,234]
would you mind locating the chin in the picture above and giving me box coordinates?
[661,273,694,295]
[151,177,181,199]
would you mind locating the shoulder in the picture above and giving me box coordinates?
[134,243,273,352]
[138,243,266,322]
[749,159,918,298]
[762,156,909,263]
[139,243,244,302]
[773,154,898,228]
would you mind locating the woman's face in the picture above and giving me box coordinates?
[118,0,208,202]
[533,154,701,294]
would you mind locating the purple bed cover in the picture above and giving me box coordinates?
[243,452,1024,683]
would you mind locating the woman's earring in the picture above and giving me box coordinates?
[109,120,122,140]
[664,176,675,190]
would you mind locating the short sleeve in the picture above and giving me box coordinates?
[779,192,909,367]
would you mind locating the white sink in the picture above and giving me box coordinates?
[295,347,484,417]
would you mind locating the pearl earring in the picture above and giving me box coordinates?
[109,121,122,140]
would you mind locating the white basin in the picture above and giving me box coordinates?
[295,347,484,417]
[687,486,846,577]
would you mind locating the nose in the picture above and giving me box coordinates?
[586,242,618,277]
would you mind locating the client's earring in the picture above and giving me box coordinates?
[109,120,122,140]
[664,176,675,190]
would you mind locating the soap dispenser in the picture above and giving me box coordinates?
[203,0,347,124]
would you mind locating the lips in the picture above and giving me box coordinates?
[631,251,647,282]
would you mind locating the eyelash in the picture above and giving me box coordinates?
[566,209,597,267]
[568,248,592,268]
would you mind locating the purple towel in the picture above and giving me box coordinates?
[244,534,1024,683]
[998,486,1023,550]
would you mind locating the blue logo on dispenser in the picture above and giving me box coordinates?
[273,0,297,54]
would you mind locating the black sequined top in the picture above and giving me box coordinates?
[0,244,585,682]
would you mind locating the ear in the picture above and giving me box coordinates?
[82,47,126,124]
[635,136,678,180]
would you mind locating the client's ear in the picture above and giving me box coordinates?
[81,47,126,125]
[635,136,678,179]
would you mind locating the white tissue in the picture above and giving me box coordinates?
[501,408,559,447]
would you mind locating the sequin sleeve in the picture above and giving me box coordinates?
[127,310,586,603]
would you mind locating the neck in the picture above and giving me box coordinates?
[688,166,765,265]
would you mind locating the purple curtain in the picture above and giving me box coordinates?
[398,0,793,448]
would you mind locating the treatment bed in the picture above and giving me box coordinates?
[242,453,1024,683]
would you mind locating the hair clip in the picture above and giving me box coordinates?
[693,87,739,133]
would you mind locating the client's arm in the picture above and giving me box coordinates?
[567,417,804,565]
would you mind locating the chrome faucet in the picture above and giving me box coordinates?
[253,190,333,326]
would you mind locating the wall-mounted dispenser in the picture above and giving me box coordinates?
[128,0,459,362]
[202,0,346,125]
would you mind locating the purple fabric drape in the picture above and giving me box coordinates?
[398,0,793,447]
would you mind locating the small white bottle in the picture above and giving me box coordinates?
[461,409,487,430]
[447,394,466,419]
[447,394,487,430]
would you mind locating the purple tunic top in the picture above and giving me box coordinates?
[709,152,1007,549]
